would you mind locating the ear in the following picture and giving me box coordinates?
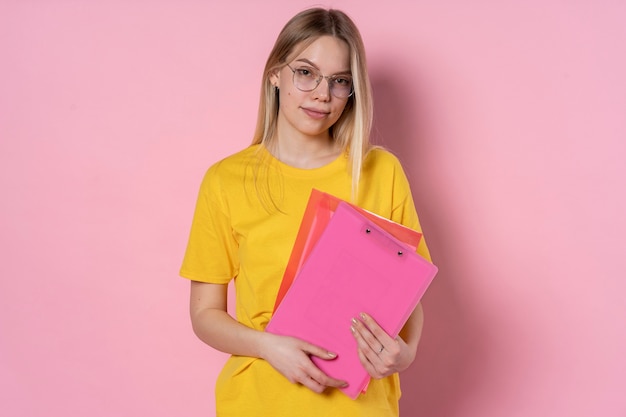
[269,68,280,88]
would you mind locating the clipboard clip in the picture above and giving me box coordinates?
[363,227,406,257]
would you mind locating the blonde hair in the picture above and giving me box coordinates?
[251,8,373,201]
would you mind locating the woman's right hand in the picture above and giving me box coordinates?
[259,332,348,393]
[189,282,346,393]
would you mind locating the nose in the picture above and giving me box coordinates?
[313,77,332,101]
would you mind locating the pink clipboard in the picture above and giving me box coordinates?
[266,202,438,399]
[273,189,422,312]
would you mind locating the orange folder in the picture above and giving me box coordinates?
[273,189,423,312]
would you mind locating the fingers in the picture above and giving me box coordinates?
[351,317,384,365]
[301,343,349,389]
[350,312,403,379]
[301,343,338,361]
[305,368,349,391]
[354,312,395,349]
[356,344,380,378]
[264,335,348,393]
[295,371,334,394]
[351,313,394,358]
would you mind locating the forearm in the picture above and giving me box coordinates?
[189,281,347,392]
[189,281,270,359]
[399,302,424,356]
[191,307,271,358]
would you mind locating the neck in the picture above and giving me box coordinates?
[272,125,340,169]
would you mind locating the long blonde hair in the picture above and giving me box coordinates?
[252,8,373,201]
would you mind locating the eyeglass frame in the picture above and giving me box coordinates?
[285,63,354,98]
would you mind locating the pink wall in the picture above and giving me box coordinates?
[1,1,624,416]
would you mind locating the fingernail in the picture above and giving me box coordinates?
[327,351,337,358]
[351,317,358,325]
[341,382,349,388]
[350,325,356,334]
[360,312,367,320]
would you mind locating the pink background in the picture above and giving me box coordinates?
[1,1,625,416]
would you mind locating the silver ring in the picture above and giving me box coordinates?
[378,346,384,354]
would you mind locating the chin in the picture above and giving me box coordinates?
[301,120,339,136]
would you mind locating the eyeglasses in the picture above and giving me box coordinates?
[286,64,354,99]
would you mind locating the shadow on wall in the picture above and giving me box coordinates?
[370,61,489,417]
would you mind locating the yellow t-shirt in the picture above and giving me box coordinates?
[180,144,431,417]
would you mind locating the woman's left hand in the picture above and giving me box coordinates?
[350,312,416,379]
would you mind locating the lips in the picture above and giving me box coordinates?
[301,107,330,119]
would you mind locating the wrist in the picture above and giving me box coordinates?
[255,329,273,360]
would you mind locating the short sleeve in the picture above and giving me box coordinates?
[388,158,432,263]
[179,164,239,283]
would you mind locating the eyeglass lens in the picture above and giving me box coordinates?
[291,66,353,98]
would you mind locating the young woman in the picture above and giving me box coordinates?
[180,7,431,417]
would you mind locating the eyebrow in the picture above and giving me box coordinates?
[294,58,351,75]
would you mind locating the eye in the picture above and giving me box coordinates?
[333,76,352,86]
[295,67,316,78]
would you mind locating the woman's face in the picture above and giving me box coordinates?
[271,35,351,142]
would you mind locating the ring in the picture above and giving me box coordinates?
[378,346,384,354]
